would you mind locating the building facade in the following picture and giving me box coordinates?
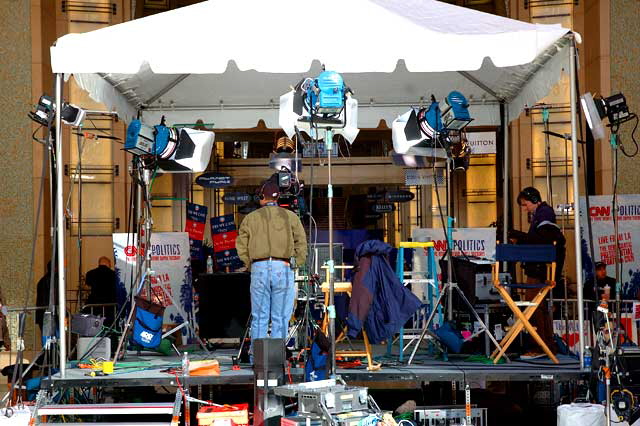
[0,0,634,317]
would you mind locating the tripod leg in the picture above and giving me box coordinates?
[408,287,448,365]
[237,315,251,360]
[159,286,210,355]
[453,286,505,359]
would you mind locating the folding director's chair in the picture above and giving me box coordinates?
[491,244,559,364]
[320,265,381,371]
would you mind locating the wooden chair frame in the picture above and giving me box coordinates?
[490,245,559,364]
[321,265,381,371]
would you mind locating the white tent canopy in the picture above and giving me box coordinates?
[49,0,585,374]
[52,0,571,128]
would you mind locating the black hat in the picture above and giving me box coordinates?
[595,261,607,269]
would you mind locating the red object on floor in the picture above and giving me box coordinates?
[197,403,249,426]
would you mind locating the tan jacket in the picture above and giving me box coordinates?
[236,205,307,269]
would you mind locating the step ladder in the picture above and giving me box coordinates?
[386,242,441,362]
[31,389,183,425]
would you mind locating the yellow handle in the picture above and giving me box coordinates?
[399,241,435,248]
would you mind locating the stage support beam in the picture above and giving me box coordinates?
[569,36,585,369]
[55,73,67,377]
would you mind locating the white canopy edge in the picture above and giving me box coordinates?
[53,0,572,130]
[68,37,569,129]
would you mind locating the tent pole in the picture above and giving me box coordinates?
[569,37,585,369]
[502,102,509,250]
[55,73,67,377]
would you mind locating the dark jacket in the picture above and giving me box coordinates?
[86,265,117,305]
[36,271,58,331]
[584,276,617,301]
[511,203,566,282]
[346,240,422,343]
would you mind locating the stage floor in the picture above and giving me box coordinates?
[47,349,585,389]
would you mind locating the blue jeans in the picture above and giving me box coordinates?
[250,259,295,340]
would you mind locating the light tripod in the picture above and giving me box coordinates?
[113,159,208,362]
[406,153,504,365]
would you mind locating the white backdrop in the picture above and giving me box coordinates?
[113,232,194,336]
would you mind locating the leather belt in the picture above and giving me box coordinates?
[252,257,289,264]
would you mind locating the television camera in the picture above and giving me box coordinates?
[260,166,304,213]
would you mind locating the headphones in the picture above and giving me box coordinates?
[258,180,279,201]
[518,187,541,204]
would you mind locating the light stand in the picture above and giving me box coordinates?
[612,137,622,341]
[325,128,337,378]
[542,129,580,348]
[407,151,504,365]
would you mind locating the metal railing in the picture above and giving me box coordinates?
[5,307,47,355]
[79,303,117,321]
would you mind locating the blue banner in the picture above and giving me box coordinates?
[189,239,203,261]
[210,214,236,235]
[186,203,208,223]
[214,248,243,269]
[186,203,208,260]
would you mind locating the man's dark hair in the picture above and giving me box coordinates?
[260,181,280,201]
[517,187,542,204]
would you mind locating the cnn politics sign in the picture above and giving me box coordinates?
[579,195,640,299]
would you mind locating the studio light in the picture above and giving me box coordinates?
[279,70,359,144]
[60,103,86,127]
[392,96,446,155]
[29,95,88,127]
[158,128,214,173]
[581,92,633,139]
[580,92,606,140]
[125,119,214,173]
[392,92,473,165]
[29,95,55,126]
[442,91,473,131]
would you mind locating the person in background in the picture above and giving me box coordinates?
[585,261,617,302]
[236,180,307,344]
[85,256,117,326]
[36,260,57,334]
[0,292,10,351]
[509,187,565,360]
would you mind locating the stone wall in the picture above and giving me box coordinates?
[0,0,33,306]
[610,1,640,194]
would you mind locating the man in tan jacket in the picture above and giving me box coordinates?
[236,180,307,341]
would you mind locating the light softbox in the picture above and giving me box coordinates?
[158,128,214,173]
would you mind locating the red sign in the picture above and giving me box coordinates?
[186,220,206,241]
[213,231,238,251]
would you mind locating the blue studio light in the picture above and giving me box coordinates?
[307,71,346,114]
[442,91,473,131]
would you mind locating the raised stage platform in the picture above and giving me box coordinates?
[46,350,585,389]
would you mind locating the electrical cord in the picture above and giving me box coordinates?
[620,114,639,158]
